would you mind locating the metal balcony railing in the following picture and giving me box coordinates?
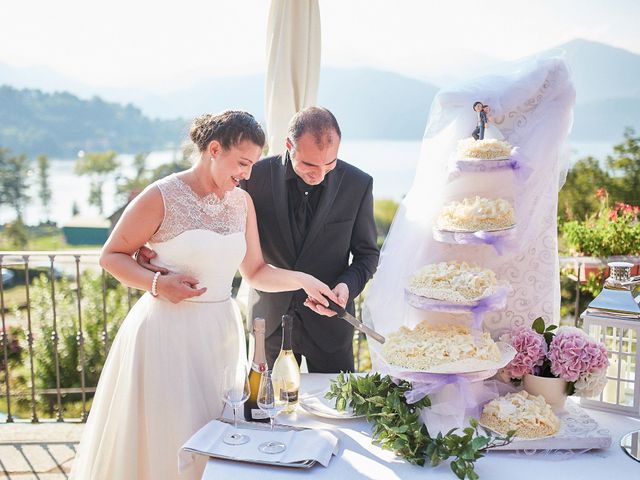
[0,250,370,424]
[0,250,137,424]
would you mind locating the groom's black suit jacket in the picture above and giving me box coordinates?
[242,155,379,367]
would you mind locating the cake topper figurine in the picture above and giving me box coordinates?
[472,101,488,140]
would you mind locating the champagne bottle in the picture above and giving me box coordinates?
[244,317,269,423]
[271,314,300,414]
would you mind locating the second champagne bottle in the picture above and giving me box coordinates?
[272,314,301,414]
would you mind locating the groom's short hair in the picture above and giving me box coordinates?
[473,101,483,110]
[288,106,341,148]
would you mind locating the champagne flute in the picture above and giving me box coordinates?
[222,364,251,445]
[257,370,287,454]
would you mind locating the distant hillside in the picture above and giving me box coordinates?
[1,38,639,150]
[318,68,438,139]
[113,67,440,141]
[550,39,640,103]
[0,85,185,157]
[131,74,265,120]
[573,97,640,140]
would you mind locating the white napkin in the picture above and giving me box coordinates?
[179,420,339,471]
[299,389,356,418]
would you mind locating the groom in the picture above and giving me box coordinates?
[472,101,488,140]
[243,107,379,372]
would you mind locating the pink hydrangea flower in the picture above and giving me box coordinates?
[548,327,609,382]
[502,326,547,379]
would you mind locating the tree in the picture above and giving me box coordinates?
[37,154,52,222]
[607,127,640,206]
[374,199,400,237]
[132,152,147,179]
[558,127,640,224]
[75,150,119,214]
[0,147,31,219]
[4,217,29,248]
[558,157,611,222]
[116,150,190,204]
[116,152,149,202]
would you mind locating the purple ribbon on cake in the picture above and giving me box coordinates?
[401,372,475,411]
[432,229,515,255]
[451,147,533,181]
[509,147,533,184]
[452,158,517,173]
[469,286,509,331]
[405,287,509,330]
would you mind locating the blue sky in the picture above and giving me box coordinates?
[2,0,638,88]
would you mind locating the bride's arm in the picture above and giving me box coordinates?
[99,185,206,302]
[239,192,337,307]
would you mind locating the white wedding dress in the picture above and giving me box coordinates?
[483,122,505,140]
[71,174,248,480]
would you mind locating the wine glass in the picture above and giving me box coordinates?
[222,364,251,445]
[257,370,287,454]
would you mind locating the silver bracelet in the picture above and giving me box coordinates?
[151,271,161,297]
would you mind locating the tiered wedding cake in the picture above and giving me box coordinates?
[364,58,575,435]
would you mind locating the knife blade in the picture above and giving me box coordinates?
[322,296,386,344]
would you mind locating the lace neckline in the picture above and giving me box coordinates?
[174,174,230,203]
[150,174,247,243]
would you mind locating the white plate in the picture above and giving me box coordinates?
[478,420,557,441]
[434,224,516,234]
[299,388,365,420]
[404,287,509,310]
[384,341,516,375]
[457,156,511,162]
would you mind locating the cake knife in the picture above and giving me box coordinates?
[322,296,386,344]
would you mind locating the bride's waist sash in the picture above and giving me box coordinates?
[182,296,231,304]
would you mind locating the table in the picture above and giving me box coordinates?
[202,373,640,479]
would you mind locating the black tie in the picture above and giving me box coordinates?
[293,182,313,253]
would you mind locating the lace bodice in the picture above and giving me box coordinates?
[151,174,247,243]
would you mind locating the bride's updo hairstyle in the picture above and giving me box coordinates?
[189,110,266,152]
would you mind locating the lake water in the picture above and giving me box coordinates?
[0,139,615,226]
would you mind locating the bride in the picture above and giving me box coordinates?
[481,104,505,140]
[71,111,338,480]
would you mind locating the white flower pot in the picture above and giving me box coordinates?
[523,374,568,412]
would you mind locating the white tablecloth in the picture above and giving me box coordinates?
[202,373,640,480]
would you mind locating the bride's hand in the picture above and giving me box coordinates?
[297,273,339,316]
[155,273,207,303]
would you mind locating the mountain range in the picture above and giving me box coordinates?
[1,38,639,156]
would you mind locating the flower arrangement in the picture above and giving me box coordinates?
[562,188,640,257]
[500,318,609,397]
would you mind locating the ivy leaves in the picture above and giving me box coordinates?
[326,372,514,479]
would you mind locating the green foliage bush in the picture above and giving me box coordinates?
[562,193,640,256]
[22,271,132,417]
[374,198,399,237]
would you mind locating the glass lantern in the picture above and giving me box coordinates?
[580,262,640,416]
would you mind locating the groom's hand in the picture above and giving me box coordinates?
[332,283,349,308]
[304,283,349,317]
[135,245,169,274]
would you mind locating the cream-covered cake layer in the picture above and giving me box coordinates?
[382,323,501,371]
[407,261,497,303]
[437,196,515,231]
[480,391,560,438]
[457,138,512,160]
